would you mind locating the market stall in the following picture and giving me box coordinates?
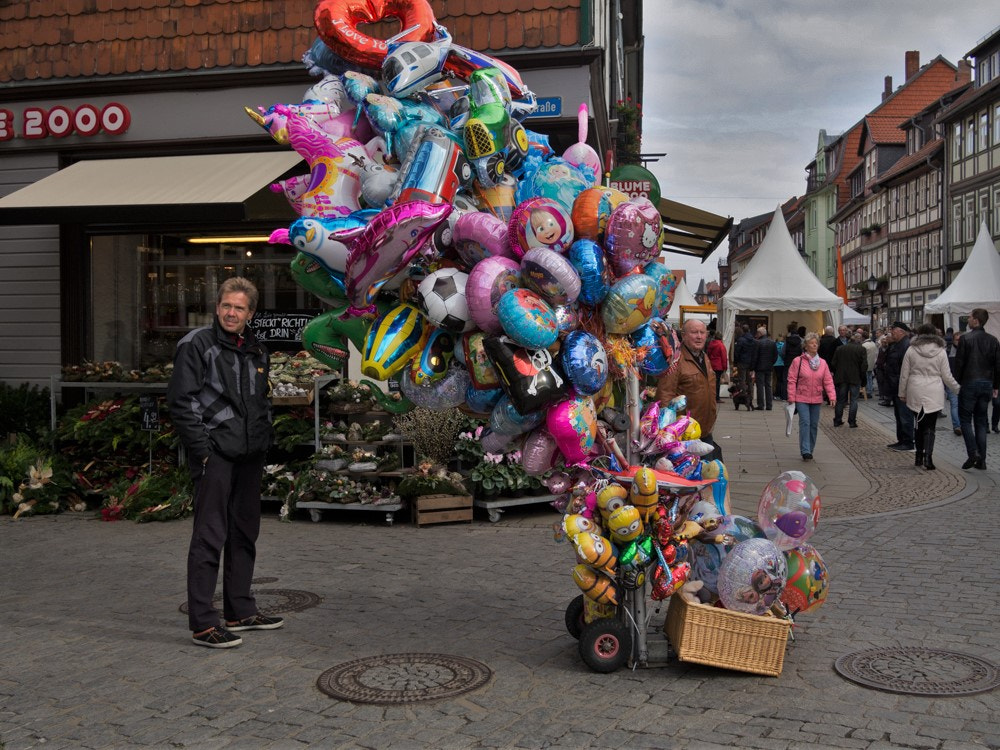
[718,209,844,347]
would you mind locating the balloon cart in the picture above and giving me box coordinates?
[560,373,826,675]
[232,0,828,675]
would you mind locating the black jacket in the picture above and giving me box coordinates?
[734,332,757,367]
[955,327,1000,388]
[884,335,910,392]
[784,333,803,364]
[753,335,778,372]
[167,319,273,464]
[818,334,841,365]
[831,341,867,386]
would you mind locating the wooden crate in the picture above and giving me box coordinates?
[664,594,791,677]
[413,494,473,526]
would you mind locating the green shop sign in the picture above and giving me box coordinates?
[609,164,661,204]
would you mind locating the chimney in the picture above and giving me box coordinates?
[883,75,893,101]
[905,50,920,80]
[957,58,973,83]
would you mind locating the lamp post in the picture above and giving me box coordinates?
[867,274,879,335]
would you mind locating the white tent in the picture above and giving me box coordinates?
[718,208,844,347]
[842,304,868,326]
[924,222,1000,339]
[664,276,700,324]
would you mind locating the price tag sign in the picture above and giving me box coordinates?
[139,395,160,432]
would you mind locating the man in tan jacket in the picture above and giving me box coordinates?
[656,319,721,460]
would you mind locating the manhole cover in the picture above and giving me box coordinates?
[317,653,493,705]
[179,588,321,615]
[835,648,1000,696]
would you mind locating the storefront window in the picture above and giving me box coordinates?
[91,233,324,369]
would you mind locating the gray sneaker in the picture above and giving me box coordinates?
[192,626,242,649]
[225,614,284,631]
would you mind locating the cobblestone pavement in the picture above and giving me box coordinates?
[1,396,998,750]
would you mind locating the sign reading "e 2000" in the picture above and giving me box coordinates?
[0,102,131,141]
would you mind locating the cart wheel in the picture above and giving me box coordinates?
[565,595,586,639]
[578,617,631,673]
[309,509,322,523]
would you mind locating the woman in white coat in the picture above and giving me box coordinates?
[899,323,960,470]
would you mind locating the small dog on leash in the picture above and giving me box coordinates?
[728,370,754,411]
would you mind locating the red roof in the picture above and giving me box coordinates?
[827,56,963,212]
[0,0,582,84]
[863,115,906,146]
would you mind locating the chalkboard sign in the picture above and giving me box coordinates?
[139,395,160,432]
[246,310,321,352]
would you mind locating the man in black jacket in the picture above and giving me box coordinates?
[831,332,868,427]
[818,325,841,370]
[753,326,778,410]
[955,308,1000,470]
[167,277,280,649]
[733,324,758,410]
[885,321,914,451]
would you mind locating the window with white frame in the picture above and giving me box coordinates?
[980,112,989,152]
[966,116,976,156]
[965,195,976,242]
[994,104,1000,146]
[953,121,962,161]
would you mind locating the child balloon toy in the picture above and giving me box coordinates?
[757,471,821,552]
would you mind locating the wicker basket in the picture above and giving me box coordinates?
[664,594,791,677]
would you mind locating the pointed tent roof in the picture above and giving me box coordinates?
[925,222,1000,337]
[719,208,844,346]
[665,277,700,324]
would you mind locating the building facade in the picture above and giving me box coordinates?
[938,26,1000,289]
[829,52,970,327]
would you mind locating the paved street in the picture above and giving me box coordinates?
[1,397,998,749]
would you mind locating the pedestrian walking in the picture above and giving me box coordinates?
[945,330,962,435]
[167,276,281,649]
[954,308,1000,470]
[753,325,778,410]
[733,324,758,410]
[783,322,803,399]
[706,329,728,403]
[899,324,960,471]
[862,332,878,400]
[885,322,915,452]
[831,332,867,427]
[773,335,787,401]
[787,332,836,461]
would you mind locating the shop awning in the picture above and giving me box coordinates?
[0,152,305,225]
[657,197,733,261]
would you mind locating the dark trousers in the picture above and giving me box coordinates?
[714,370,724,400]
[834,383,860,425]
[737,365,754,407]
[755,370,773,409]
[892,394,914,446]
[187,453,265,632]
[914,409,939,459]
[773,366,786,399]
[959,380,993,461]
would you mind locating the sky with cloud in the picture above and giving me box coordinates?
[643,0,999,289]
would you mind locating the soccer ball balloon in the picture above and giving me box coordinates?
[416,268,475,333]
